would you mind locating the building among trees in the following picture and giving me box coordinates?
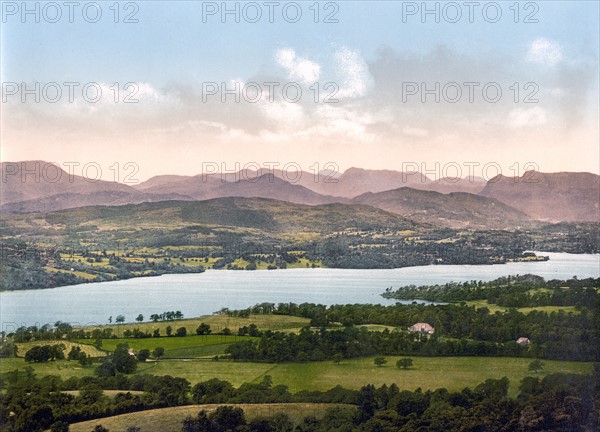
[408,322,435,334]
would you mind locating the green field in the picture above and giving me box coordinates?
[87,314,311,337]
[265,356,592,397]
[68,403,356,432]
[0,358,95,381]
[2,356,591,399]
[465,300,580,315]
[76,335,253,358]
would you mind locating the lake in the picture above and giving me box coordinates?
[1,252,598,330]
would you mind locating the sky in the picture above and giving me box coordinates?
[1,1,599,181]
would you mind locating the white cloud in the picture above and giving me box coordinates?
[335,46,373,98]
[527,38,563,65]
[275,48,321,85]
[257,98,305,129]
[508,107,547,128]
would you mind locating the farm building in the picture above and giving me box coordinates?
[408,322,435,334]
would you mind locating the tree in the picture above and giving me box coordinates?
[192,378,234,404]
[153,347,165,360]
[374,356,387,367]
[196,323,212,335]
[94,338,103,350]
[474,377,510,400]
[79,384,103,404]
[153,329,160,338]
[135,314,144,323]
[528,359,544,374]
[108,316,112,324]
[137,349,150,362]
[0,340,16,358]
[112,343,137,374]
[210,406,246,431]
[333,353,343,365]
[166,325,172,336]
[397,358,413,369]
[25,344,65,362]
[78,352,91,366]
[175,326,187,337]
[95,360,116,377]
[115,315,125,324]
[270,413,293,432]
[68,346,82,361]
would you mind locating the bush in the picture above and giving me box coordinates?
[196,323,212,335]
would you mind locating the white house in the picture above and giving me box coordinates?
[408,322,435,334]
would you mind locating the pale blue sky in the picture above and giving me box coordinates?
[2,1,599,178]
[4,1,598,83]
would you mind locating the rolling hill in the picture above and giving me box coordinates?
[300,167,487,197]
[136,167,487,198]
[3,161,597,226]
[0,161,190,213]
[98,172,343,206]
[352,187,531,228]
[3,197,420,234]
[480,171,600,222]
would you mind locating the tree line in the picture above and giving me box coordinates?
[382,275,600,309]
[223,300,598,362]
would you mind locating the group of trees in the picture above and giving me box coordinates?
[183,371,600,432]
[148,311,184,322]
[223,300,598,362]
[224,326,535,363]
[23,343,91,366]
[24,344,65,363]
[182,406,294,432]
[96,344,138,376]
[1,362,598,432]
[303,228,541,270]
[67,346,93,366]
[383,275,600,310]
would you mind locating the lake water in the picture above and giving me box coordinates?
[1,252,598,330]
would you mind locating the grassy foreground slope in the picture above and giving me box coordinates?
[3,356,591,399]
[67,403,356,432]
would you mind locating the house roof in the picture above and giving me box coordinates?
[408,322,435,333]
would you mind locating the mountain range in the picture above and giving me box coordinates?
[481,171,600,222]
[1,161,598,227]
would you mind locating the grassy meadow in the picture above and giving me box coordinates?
[67,403,356,432]
[3,355,591,399]
[87,314,311,337]
[76,334,253,359]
